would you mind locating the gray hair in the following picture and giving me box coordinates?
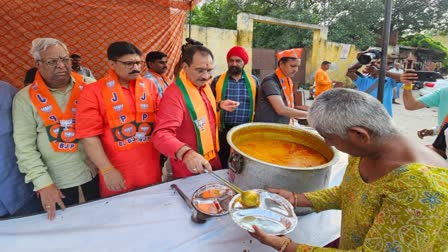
[30,38,68,61]
[308,88,398,139]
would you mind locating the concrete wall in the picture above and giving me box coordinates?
[308,41,359,86]
[433,35,448,46]
[183,25,238,77]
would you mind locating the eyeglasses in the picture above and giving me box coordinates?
[194,68,214,76]
[39,57,71,66]
[114,60,143,68]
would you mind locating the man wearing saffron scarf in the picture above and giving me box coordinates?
[144,51,171,98]
[211,46,258,168]
[76,41,161,197]
[255,48,308,124]
[152,45,238,178]
[13,38,99,220]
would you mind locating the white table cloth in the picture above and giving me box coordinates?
[0,153,348,252]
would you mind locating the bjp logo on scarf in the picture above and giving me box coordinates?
[194,116,207,132]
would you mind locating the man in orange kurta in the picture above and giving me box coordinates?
[76,41,161,197]
[314,61,334,97]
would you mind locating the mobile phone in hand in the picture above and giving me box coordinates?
[406,60,414,70]
[405,70,443,82]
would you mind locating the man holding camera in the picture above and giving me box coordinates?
[346,50,401,116]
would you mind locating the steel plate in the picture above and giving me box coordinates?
[229,189,297,235]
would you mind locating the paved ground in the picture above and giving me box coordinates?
[392,90,438,145]
[301,89,438,145]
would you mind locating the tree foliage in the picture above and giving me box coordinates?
[191,0,239,30]
[399,34,448,66]
[190,0,448,50]
[392,0,448,33]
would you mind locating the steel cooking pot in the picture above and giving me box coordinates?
[227,123,338,214]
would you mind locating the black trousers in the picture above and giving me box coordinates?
[218,124,238,168]
[432,123,448,159]
[60,176,100,206]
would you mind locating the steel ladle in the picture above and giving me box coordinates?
[203,170,260,208]
[170,184,208,224]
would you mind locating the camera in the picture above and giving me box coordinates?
[357,49,382,65]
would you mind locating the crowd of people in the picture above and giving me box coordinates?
[0,37,447,251]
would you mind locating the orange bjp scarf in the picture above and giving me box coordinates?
[101,70,155,151]
[176,69,219,161]
[275,68,294,108]
[29,71,85,152]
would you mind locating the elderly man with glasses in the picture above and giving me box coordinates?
[12,38,100,220]
[152,45,238,179]
[75,41,162,198]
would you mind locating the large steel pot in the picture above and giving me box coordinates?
[227,123,338,214]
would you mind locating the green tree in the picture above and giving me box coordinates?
[191,0,448,50]
[318,0,384,50]
[392,0,448,33]
[399,34,448,66]
[191,0,240,29]
[253,7,319,49]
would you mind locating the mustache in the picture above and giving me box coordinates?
[129,70,140,74]
[228,66,242,74]
[199,76,212,82]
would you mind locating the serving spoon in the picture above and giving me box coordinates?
[203,170,260,208]
[170,184,208,224]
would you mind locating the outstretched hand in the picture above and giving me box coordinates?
[417,128,434,139]
[220,100,240,112]
[268,188,313,208]
[267,188,295,205]
[400,70,418,85]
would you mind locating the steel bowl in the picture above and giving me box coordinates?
[191,183,236,216]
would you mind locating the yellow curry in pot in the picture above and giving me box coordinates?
[237,139,327,167]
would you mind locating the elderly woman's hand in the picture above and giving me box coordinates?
[267,188,295,205]
[249,225,293,251]
[268,188,314,208]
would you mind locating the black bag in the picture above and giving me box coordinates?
[432,123,448,159]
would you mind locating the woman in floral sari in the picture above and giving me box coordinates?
[250,88,448,252]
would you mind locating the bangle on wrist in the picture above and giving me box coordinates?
[181,148,193,161]
[99,166,114,174]
[404,84,413,91]
[216,101,222,111]
[293,193,299,207]
[278,237,292,252]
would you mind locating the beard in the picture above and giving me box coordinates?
[228,66,243,75]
